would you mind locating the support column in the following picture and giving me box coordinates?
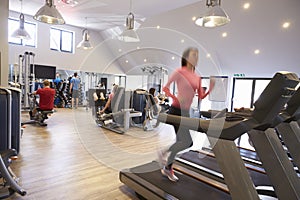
[0,0,9,86]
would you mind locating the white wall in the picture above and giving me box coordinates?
[126,75,148,91]
[8,11,121,74]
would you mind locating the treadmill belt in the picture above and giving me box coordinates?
[179,151,272,187]
[238,147,260,162]
[125,161,231,200]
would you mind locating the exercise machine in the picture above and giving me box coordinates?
[119,71,299,200]
[22,93,53,126]
[0,149,26,199]
[143,94,161,131]
[274,86,300,170]
[96,87,142,134]
[233,87,300,172]
[0,88,26,198]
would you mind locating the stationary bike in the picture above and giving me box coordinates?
[22,93,53,126]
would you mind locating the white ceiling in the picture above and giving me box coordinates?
[9,0,200,31]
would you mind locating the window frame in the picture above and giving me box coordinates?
[50,27,74,53]
[8,17,37,47]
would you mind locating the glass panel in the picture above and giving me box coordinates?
[8,18,22,45]
[120,76,126,87]
[232,79,253,109]
[253,80,271,103]
[114,76,120,86]
[61,31,73,52]
[50,28,61,50]
[199,78,211,111]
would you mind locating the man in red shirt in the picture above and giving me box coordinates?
[31,80,55,116]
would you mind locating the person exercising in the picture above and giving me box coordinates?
[99,84,118,114]
[149,87,161,113]
[31,80,56,117]
[159,47,215,182]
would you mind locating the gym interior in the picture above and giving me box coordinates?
[0,0,300,199]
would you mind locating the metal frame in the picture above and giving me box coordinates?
[276,122,300,170]
[248,128,300,200]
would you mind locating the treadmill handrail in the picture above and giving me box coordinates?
[158,72,299,140]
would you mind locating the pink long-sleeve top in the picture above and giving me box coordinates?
[163,67,209,110]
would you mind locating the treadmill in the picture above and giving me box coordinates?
[119,72,299,200]
[174,86,300,197]
[174,150,275,197]
[234,87,300,169]
[274,86,300,170]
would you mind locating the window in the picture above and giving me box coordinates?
[114,76,126,87]
[50,28,74,53]
[231,77,272,111]
[8,18,37,47]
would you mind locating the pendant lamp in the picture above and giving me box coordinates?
[33,0,65,25]
[195,0,230,28]
[118,0,140,42]
[77,18,93,50]
[11,0,31,40]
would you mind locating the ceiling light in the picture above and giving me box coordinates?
[118,49,122,52]
[172,56,175,60]
[33,0,65,24]
[222,32,227,37]
[77,29,93,50]
[282,22,290,29]
[254,49,260,54]
[195,0,230,28]
[119,28,140,42]
[77,18,93,50]
[157,25,160,29]
[181,39,185,43]
[192,16,197,21]
[118,0,140,42]
[144,59,147,62]
[136,46,140,49]
[243,3,250,9]
[12,0,31,40]
[206,53,211,58]
[125,60,129,63]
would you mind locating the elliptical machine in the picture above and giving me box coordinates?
[22,93,53,126]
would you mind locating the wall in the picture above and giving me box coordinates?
[0,0,9,86]
[126,75,148,91]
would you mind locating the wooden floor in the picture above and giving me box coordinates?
[7,107,178,200]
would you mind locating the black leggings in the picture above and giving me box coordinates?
[166,106,193,167]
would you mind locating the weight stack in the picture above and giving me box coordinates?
[132,89,147,124]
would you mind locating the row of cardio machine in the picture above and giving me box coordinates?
[119,71,300,200]
[0,87,26,198]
